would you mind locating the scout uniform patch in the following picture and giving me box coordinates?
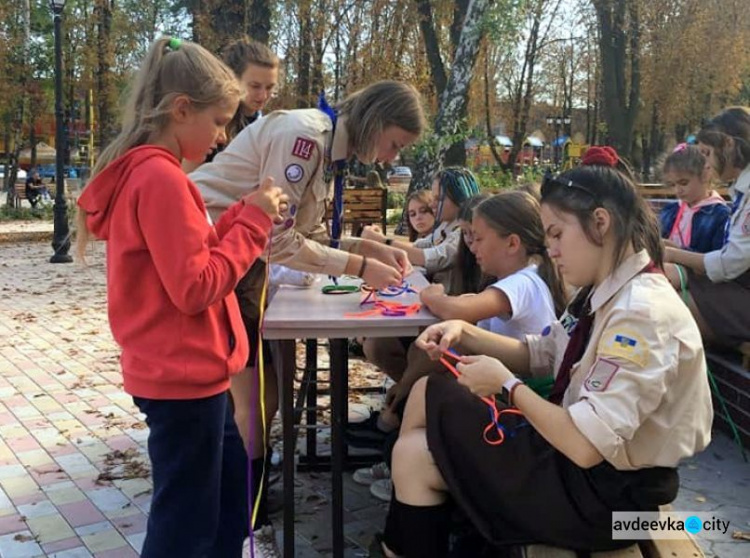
[583,358,620,392]
[292,137,315,160]
[598,328,648,367]
[285,164,304,183]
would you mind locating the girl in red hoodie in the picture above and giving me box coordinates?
[76,37,287,558]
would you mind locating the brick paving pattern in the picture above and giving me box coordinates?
[0,235,747,557]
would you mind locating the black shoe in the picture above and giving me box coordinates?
[347,410,380,430]
[345,427,388,450]
[348,339,365,358]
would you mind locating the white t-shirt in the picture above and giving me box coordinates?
[476,265,556,340]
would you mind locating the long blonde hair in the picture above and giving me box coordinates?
[336,81,426,162]
[75,37,242,260]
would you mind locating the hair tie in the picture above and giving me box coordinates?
[581,145,619,168]
[166,37,182,51]
[672,142,688,154]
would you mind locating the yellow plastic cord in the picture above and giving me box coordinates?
[251,265,270,529]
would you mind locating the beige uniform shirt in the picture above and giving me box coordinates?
[190,109,357,276]
[704,164,750,282]
[525,250,713,470]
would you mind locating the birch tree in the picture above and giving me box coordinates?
[410,0,491,192]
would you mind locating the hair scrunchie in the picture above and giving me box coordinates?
[581,145,619,167]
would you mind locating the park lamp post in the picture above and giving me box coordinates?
[546,114,571,167]
[50,0,72,263]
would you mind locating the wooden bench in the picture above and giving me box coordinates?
[325,186,388,236]
[514,506,704,558]
[11,180,64,208]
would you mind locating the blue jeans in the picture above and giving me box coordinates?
[134,391,248,558]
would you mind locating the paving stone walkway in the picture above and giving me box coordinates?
[0,235,748,557]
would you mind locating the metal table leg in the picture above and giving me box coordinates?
[276,339,296,558]
[329,338,348,558]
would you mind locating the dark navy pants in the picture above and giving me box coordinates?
[134,391,249,558]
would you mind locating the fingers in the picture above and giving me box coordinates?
[259,176,275,190]
[458,355,479,365]
[438,334,454,353]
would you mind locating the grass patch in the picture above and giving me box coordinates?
[0,203,54,222]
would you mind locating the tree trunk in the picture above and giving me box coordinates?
[593,0,640,159]
[95,0,117,149]
[5,0,31,206]
[409,0,490,192]
[248,0,271,44]
[209,0,244,52]
[311,0,324,102]
[414,0,447,97]
[483,42,505,166]
[297,0,313,108]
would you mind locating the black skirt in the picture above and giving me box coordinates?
[688,269,750,346]
[424,373,679,551]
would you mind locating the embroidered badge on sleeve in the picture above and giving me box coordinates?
[292,137,315,160]
[598,329,649,367]
[285,164,305,183]
[583,357,620,392]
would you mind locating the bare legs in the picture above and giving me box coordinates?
[393,377,448,505]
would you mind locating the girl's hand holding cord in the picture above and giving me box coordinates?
[455,354,514,398]
[240,176,289,223]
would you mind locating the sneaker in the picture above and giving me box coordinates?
[353,461,391,486]
[370,478,393,502]
[243,525,281,558]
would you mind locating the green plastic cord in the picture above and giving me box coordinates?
[321,284,359,295]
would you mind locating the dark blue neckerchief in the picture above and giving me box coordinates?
[318,92,347,250]
[725,190,745,244]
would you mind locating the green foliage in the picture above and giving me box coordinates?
[473,166,515,191]
[387,191,405,210]
[404,121,472,164]
[0,203,54,222]
[386,210,402,226]
[484,0,525,51]
[473,165,545,192]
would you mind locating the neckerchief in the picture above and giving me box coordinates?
[548,287,593,405]
[318,92,347,249]
[549,262,662,405]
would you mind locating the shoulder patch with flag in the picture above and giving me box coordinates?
[597,328,648,367]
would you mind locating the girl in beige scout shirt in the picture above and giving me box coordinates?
[376,147,713,558]
[190,80,424,554]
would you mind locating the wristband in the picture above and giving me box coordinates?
[502,377,524,406]
[358,256,368,278]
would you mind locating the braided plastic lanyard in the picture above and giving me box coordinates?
[439,350,524,446]
[350,282,420,317]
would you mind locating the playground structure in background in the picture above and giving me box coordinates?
[562,140,589,170]
[468,138,589,171]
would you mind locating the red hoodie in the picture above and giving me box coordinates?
[78,146,272,400]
